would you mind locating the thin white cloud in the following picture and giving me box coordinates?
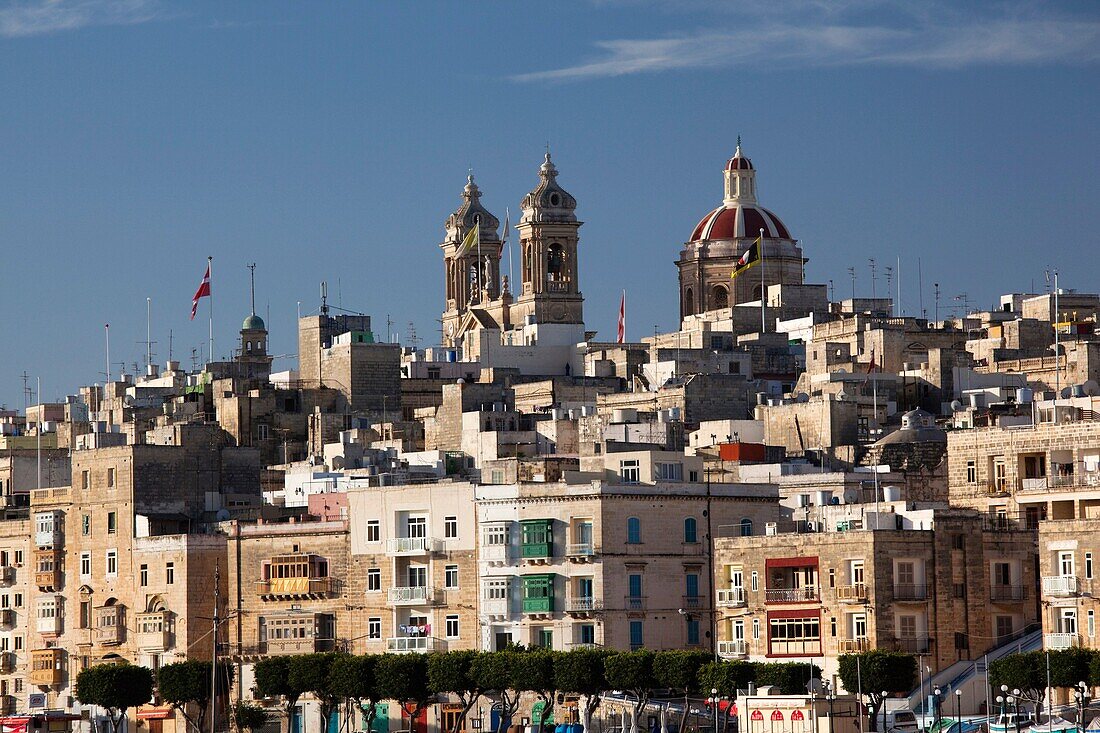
[515,3,1100,81]
[0,0,162,38]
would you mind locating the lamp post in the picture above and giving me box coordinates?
[955,690,963,733]
[934,688,943,730]
[1075,681,1089,733]
[1013,689,1022,733]
[823,681,835,733]
[882,691,889,733]
[709,688,720,733]
[868,705,876,733]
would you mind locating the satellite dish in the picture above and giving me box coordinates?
[836,391,848,401]
[807,678,822,694]
[950,400,963,412]
[796,392,810,403]
[1085,380,1100,396]
[1061,387,1073,399]
[215,509,231,521]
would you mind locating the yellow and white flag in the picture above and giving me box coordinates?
[457,221,479,257]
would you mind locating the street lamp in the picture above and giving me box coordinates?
[708,688,720,733]
[822,681,836,733]
[882,691,889,733]
[1012,689,1022,733]
[1074,681,1090,733]
[934,688,943,729]
[954,691,962,733]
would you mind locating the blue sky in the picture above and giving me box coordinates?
[1,0,1098,408]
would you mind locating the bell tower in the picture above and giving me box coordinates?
[440,175,501,347]
[512,152,584,327]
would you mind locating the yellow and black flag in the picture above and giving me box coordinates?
[730,236,761,280]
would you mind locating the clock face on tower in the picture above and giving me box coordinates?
[446,323,454,337]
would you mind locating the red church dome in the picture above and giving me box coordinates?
[690,204,790,242]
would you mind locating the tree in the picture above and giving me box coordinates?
[156,660,235,733]
[838,652,916,732]
[428,650,486,733]
[329,654,381,733]
[233,702,269,733]
[288,653,344,732]
[754,661,825,695]
[604,651,657,733]
[376,653,435,731]
[654,650,711,733]
[75,663,154,733]
[512,650,559,733]
[255,656,309,733]
[471,649,523,733]
[555,648,611,733]
[990,652,1046,710]
[699,661,755,733]
[1050,648,1096,689]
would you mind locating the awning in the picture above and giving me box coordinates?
[0,717,31,733]
[137,708,175,720]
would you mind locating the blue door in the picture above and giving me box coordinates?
[491,706,512,733]
[327,710,341,733]
[290,707,303,733]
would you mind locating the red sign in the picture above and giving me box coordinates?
[751,711,764,721]
[771,711,784,721]
[791,711,805,721]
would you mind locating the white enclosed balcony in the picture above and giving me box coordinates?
[387,636,446,653]
[387,585,441,606]
[387,537,443,556]
[718,640,747,658]
[1042,576,1079,597]
[716,588,746,607]
[1045,633,1079,650]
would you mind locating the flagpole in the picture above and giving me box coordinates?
[759,228,766,333]
[207,256,214,364]
[476,216,482,302]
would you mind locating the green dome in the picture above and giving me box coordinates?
[242,314,266,331]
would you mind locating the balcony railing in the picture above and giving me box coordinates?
[566,542,596,558]
[387,585,441,605]
[716,588,746,607]
[481,544,509,563]
[1046,633,1080,650]
[893,584,928,601]
[991,585,1026,602]
[836,584,868,602]
[480,597,509,616]
[94,606,124,646]
[769,640,822,656]
[387,537,443,556]
[718,640,748,658]
[982,508,1047,531]
[893,637,932,654]
[682,595,705,610]
[625,595,646,611]
[1042,576,1079,596]
[566,597,603,613]
[765,587,818,603]
[387,636,446,653]
[838,638,869,653]
[256,577,335,599]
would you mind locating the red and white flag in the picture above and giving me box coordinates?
[190,262,211,320]
[617,290,626,343]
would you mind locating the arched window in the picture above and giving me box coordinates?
[684,517,698,543]
[522,244,532,282]
[627,517,641,544]
[711,285,729,310]
[547,244,566,282]
[739,518,754,537]
[751,284,763,301]
[685,288,694,314]
[246,342,252,352]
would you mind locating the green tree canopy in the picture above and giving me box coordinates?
[838,652,916,732]
[255,656,310,733]
[288,653,344,732]
[233,702,269,733]
[604,651,657,733]
[428,650,486,733]
[555,648,612,732]
[376,653,434,726]
[156,660,234,733]
[698,660,755,698]
[1049,648,1094,689]
[512,650,559,733]
[654,650,713,733]
[75,663,154,733]
[471,649,523,733]
[990,652,1047,707]
[755,661,825,695]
